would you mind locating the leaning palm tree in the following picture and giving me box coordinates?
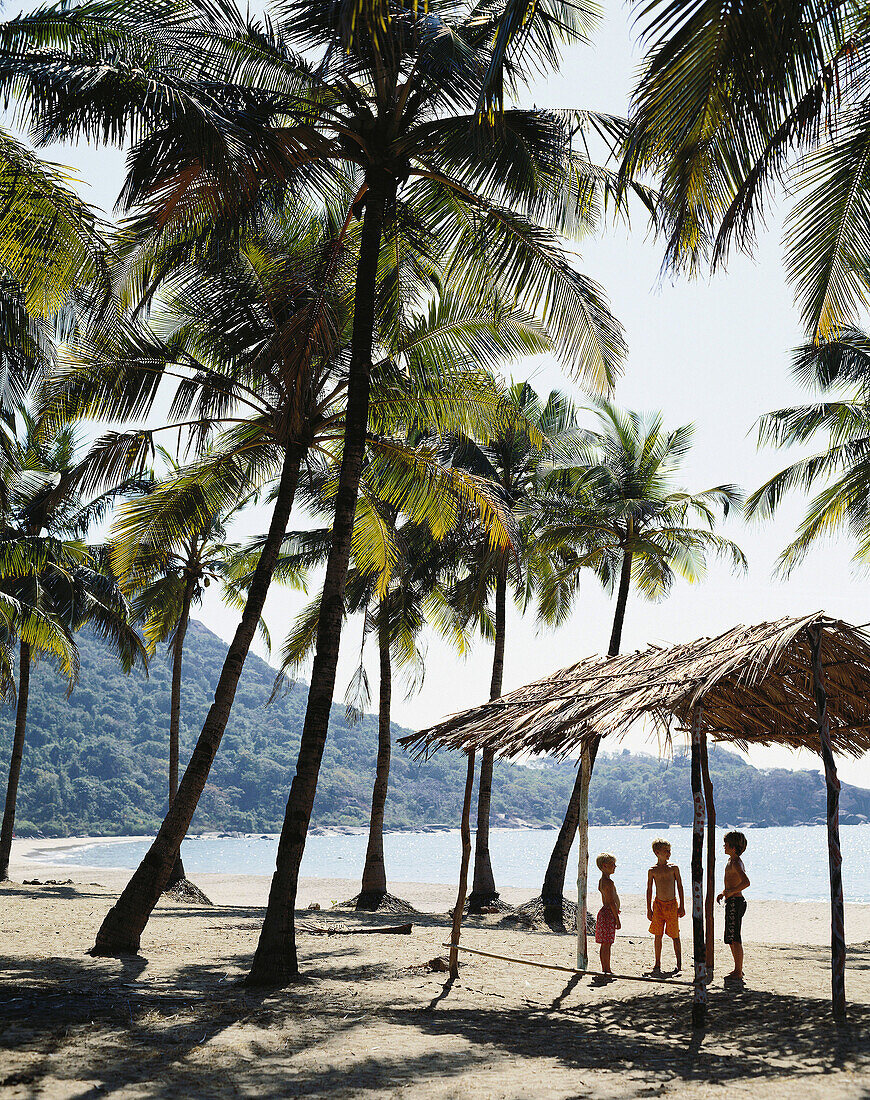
[0,414,146,881]
[528,401,745,930]
[5,0,633,974]
[110,450,258,896]
[60,220,540,955]
[747,329,870,568]
[622,0,869,341]
[443,382,584,913]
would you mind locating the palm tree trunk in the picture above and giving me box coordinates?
[540,552,632,924]
[246,170,391,987]
[89,441,304,954]
[469,560,506,911]
[0,641,30,881]
[165,575,195,891]
[608,549,633,657]
[357,599,392,908]
[541,737,599,923]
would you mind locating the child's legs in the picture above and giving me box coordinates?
[600,942,611,972]
[654,934,663,966]
[729,942,743,975]
[672,936,681,969]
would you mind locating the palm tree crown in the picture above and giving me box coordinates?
[747,330,870,571]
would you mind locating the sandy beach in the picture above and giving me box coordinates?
[3,838,870,1098]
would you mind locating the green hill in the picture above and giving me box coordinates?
[3,620,869,836]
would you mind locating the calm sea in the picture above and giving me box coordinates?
[31,825,870,903]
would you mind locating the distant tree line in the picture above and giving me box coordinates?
[7,624,868,839]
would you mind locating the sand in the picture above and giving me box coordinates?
[3,838,870,1099]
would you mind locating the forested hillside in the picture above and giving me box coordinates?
[4,621,870,836]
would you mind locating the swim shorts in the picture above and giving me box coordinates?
[595,906,616,945]
[724,896,747,944]
[649,897,680,939]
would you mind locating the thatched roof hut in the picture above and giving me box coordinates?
[401,611,870,760]
[402,611,870,1026]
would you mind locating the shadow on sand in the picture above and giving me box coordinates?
[3,939,870,1097]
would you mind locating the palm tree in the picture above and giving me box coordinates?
[0,134,106,442]
[531,401,745,929]
[622,0,869,341]
[0,414,146,881]
[241,357,524,913]
[442,382,584,913]
[746,329,870,567]
[4,0,630,972]
[277,517,476,912]
[110,449,257,895]
[0,131,105,324]
[56,212,539,954]
[44,201,357,952]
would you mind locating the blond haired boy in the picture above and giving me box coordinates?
[646,838,685,975]
[594,853,620,974]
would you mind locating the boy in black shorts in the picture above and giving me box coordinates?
[717,830,750,981]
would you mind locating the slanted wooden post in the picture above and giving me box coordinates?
[699,726,716,980]
[449,748,476,978]
[576,744,591,970]
[690,703,707,1028]
[809,625,847,1022]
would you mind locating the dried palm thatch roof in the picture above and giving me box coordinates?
[401,612,870,762]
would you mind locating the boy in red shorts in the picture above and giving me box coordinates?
[647,838,685,975]
[594,852,620,975]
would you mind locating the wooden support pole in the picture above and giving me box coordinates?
[699,725,716,980]
[449,748,476,978]
[576,745,592,969]
[690,703,707,1028]
[809,625,847,1022]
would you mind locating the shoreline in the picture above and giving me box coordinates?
[11,836,870,942]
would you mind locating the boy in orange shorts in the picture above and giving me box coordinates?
[646,838,685,975]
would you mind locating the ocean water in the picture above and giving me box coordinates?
[32,824,870,903]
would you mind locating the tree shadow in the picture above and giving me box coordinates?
[400,985,870,1085]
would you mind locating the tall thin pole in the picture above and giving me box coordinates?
[449,748,476,978]
[809,625,847,1022]
[576,745,591,969]
[690,703,707,1028]
[699,727,716,980]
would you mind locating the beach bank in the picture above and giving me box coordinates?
[3,856,870,1099]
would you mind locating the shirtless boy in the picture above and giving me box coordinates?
[716,830,750,981]
[647,839,685,975]
[594,853,620,974]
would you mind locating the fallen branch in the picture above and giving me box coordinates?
[299,922,413,936]
[443,942,694,986]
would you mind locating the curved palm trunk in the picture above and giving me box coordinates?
[357,599,391,909]
[246,170,390,987]
[90,442,304,954]
[608,549,633,658]
[468,560,506,911]
[165,575,195,891]
[0,641,30,881]
[541,550,633,924]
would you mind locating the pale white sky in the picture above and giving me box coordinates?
[13,1,870,785]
